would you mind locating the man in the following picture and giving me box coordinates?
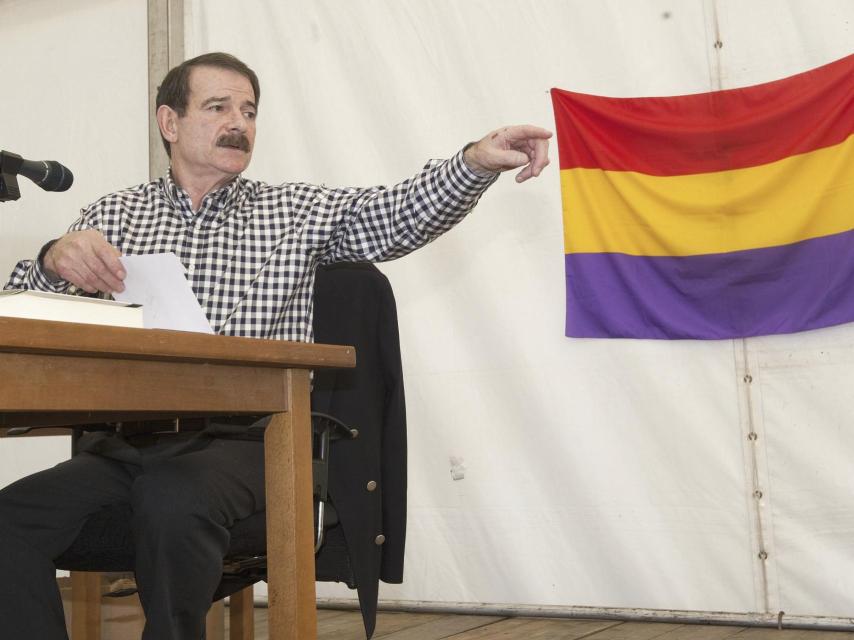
[0,52,550,639]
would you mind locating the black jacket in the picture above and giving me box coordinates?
[312,262,407,638]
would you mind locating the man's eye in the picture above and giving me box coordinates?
[245,111,257,119]
[209,104,223,111]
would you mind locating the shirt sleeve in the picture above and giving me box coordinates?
[319,148,499,264]
[3,203,102,293]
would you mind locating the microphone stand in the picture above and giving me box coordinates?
[0,151,22,202]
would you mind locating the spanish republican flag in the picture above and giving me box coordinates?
[552,54,854,339]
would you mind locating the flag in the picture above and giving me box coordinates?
[551,53,854,339]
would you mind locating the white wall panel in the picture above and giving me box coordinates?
[745,324,854,618]
[0,0,148,486]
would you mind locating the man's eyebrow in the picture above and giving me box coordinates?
[200,96,230,108]
[199,96,257,110]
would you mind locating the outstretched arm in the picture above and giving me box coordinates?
[463,125,552,183]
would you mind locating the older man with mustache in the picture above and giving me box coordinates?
[0,52,551,640]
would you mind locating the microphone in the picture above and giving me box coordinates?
[0,150,74,193]
[20,158,74,192]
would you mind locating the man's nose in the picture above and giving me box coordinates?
[226,107,249,131]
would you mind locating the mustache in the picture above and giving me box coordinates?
[216,133,251,152]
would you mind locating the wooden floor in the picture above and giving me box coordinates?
[228,608,854,640]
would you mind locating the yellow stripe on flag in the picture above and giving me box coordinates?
[562,135,854,256]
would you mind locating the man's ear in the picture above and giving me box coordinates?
[156,105,179,144]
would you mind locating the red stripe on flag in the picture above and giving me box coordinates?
[551,53,854,176]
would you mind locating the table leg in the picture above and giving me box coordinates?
[206,598,225,640]
[264,369,317,640]
[229,586,255,640]
[70,571,101,640]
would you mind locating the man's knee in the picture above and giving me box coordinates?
[0,488,17,528]
[0,503,56,569]
[0,479,43,542]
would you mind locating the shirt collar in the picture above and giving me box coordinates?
[161,169,245,214]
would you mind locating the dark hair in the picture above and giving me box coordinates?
[155,52,261,157]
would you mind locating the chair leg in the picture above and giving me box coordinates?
[70,571,101,640]
[206,599,225,640]
[229,586,255,640]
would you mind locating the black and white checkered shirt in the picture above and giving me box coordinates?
[6,150,497,342]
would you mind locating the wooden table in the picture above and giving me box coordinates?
[0,317,355,640]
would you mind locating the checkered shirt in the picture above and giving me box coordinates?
[6,150,497,342]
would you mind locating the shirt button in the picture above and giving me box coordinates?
[366,481,377,492]
[374,534,385,546]
[187,265,195,274]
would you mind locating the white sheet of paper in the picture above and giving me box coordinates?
[114,253,214,334]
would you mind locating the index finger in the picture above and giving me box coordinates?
[507,125,553,141]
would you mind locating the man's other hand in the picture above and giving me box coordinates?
[463,125,552,183]
[43,229,126,294]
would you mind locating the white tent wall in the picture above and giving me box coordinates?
[0,0,148,487]
[187,0,854,621]
[742,325,854,616]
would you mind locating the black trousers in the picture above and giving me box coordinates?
[0,434,265,640]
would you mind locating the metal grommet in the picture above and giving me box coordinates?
[374,534,386,546]
[366,480,377,492]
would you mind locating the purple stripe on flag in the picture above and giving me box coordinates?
[566,229,854,339]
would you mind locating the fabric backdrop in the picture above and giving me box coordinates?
[0,0,148,500]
